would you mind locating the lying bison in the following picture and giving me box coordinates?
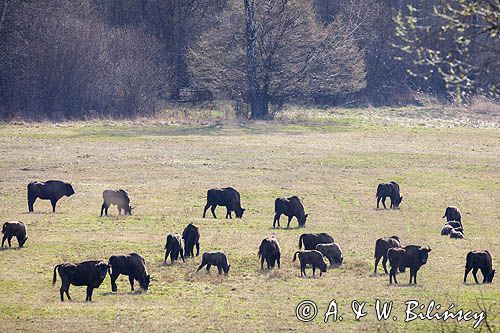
[464,251,495,284]
[443,206,461,222]
[52,260,109,301]
[258,236,281,270]
[101,189,133,216]
[299,233,334,250]
[376,181,403,209]
[2,221,28,248]
[182,223,200,258]
[273,196,308,228]
[28,180,75,213]
[196,251,230,275]
[293,250,327,277]
[108,253,150,292]
[440,224,453,235]
[164,233,185,265]
[203,187,245,219]
[316,243,343,267]
[374,236,401,274]
[450,228,464,239]
[388,245,431,284]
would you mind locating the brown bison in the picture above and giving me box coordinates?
[316,243,343,267]
[101,189,133,216]
[293,250,327,277]
[182,223,200,258]
[108,253,150,292]
[258,236,281,270]
[203,187,245,219]
[374,236,401,274]
[388,245,431,284]
[28,180,75,213]
[376,181,403,209]
[52,260,109,301]
[2,221,28,248]
[464,251,495,284]
[273,196,308,228]
[164,233,185,265]
[196,252,230,275]
[299,233,334,250]
[442,206,461,222]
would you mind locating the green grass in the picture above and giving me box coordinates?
[0,108,498,332]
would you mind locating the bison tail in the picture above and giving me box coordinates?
[293,251,300,262]
[298,235,304,250]
[1,222,7,234]
[52,265,60,286]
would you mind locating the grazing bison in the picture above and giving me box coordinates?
[27,180,75,213]
[443,206,461,222]
[450,228,464,239]
[203,187,245,219]
[299,233,334,250]
[182,223,200,258]
[293,250,327,277]
[101,189,133,216]
[376,181,403,209]
[108,253,150,292]
[440,224,453,235]
[387,245,431,284]
[316,243,343,267]
[464,251,495,284]
[196,252,230,275]
[2,221,28,248]
[258,236,281,270]
[374,236,401,274]
[164,233,185,265]
[273,196,308,228]
[52,260,109,301]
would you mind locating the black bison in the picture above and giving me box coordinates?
[28,180,75,213]
[203,187,245,219]
[164,233,185,265]
[374,236,402,274]
[440,224,453,235]
[2,221,28,248]
[388,245,431,284]
[450,227,464,239]
[464,250,495,284]
[316,243,343,267]
[258,236,281,270]
[196,252,230,275]
[299,233,334,250]
[376,181,403,209]
[273,196,308,228]
[447,220,463,229]
[293,250,327,277]
[443,206,461,222]
[101,189,133,216]
[52,260,109,301]
[182,223,200,258]
[108,253,150,292]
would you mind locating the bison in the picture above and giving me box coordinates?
[108,253,150,292]
[447,220,463,229]
[442,206,461,222]
[440,224,453,235]
[299,233,334,250]
[374,236,401,274]
[2,221,28,248]
[450,228,464,239]
[316,243,343,267]
[28,180,75,213]
[376,181,403,209]
[293,250,327,277]
[258,236,281,270]
[464,251,495,284]
[387,245,431,284]
[273,196,308,228]
[196,252,230,275]
[182,223,200,258]
[164,233,185,265]
[203,187,245,219]
[52,260,109,301]
[101,189,133,216]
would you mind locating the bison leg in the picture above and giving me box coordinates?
[225,207,232,219]
[206,264,211,272]
[180,248,185,262]
[128,276,135,291]
[86,286,93,302]
[389,267,397,284]
[481,269,488,283]
[50,199,57,213]
[301,263,306,277]
[382,255,389,274]
[472,268,480,283]
[65,289,71,301]
[464,267,472,283]
[261,257,265,270]
[7,236,12,247]
[381,197,387,209]
[312,266,316,277]
[374,256,381,274]
[196,260,206,272]
[110,274,119,292]
[1,235,6,247]
[195,242,200,256]
[376,196,381,209]
[286,216,293,229]
[210,205,217,219]
[202,203,211,218]
[164,248,171,265]
[273,213,281,228]
[100,203,108,216]
[28,196,36,213]
[217,265,222,275]
[327,256,334,268]
[277,256,281,269]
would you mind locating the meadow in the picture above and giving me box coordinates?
[0,107,498,332]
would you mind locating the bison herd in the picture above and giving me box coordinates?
[0,179,495,302]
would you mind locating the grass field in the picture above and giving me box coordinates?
[0,107,498,332]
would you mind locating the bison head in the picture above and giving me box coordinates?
[124,205,134,215]
[19,236,28,248]
[235,207,245,219]
[485,269,495,283]
[419,246,431,264]
[298,214,308,228]
[392,196,403,208]
[319,261,327,273]
[65,183,75,197]
[223,264,230,275]
[140,275,150,291]
[96,262,109,281]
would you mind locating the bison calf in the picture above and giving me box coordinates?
[203,187,245,219]
[299,233,334,250]
[376,181,403,209]
[450,228,464,239]
[164,233,185,265]
[196,252,230,275]
[387,245,431,284]
[2,221,28,248]
[293,250,327,277]
[374,236,401,274]
[258,236,281,270]
[182,223,200,258]
[28,180,75,213]
[108,253,150,292]
[464,251,495,284]
[273,196,308,228]
[101,189,133,216]
[316,243,343,267]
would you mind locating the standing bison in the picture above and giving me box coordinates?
[108,253,150,292]
[293,250,327,277]
[28,180,75,213]
[2,221,28,248]
[164,233,185,265]
[387,245,431,284]
[464,251,495,284]
[196,252,230,275]
[273,196,308,228]
[299,233,334,250]
[374,236,401,274]
[203,187,245,219]
[258,236,281,270]
[182,223,200,258]
[376,181,403,209]
[316,243,343,267]
[442,206,461,223]
[101,189,133,216]
[52,260,109,301]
